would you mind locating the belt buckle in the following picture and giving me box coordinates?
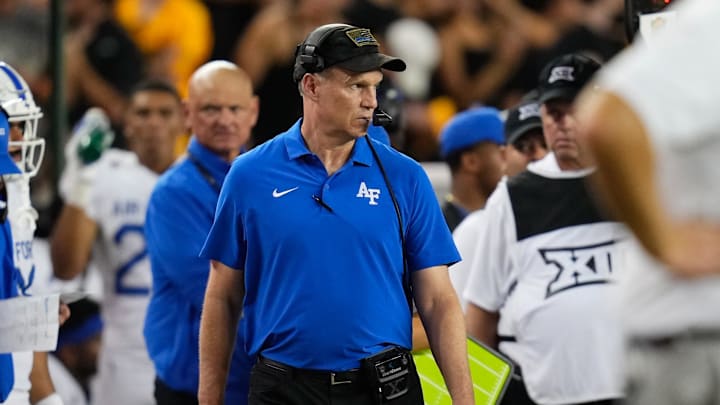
[330,372,352,385]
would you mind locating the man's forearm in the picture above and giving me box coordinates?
[465,303,499,349]
[199,261,245,404]
[198,294,241,404]
[420,296,475,404]
[29,352,56,403]
[50,205,97,280]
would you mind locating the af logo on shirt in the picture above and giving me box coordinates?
[356,181,381,205]
[539,240,616,298]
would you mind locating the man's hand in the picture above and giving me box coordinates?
[59,303,70,326]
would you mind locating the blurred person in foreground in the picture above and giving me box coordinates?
[577,1,720,404]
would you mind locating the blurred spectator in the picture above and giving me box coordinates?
[64,0,145,132]
[485,0,625,104]
[0,0,49,101]
[439,106,506,231]
[234,0,349,146]
[51,298,103,405]
[434,0,528,109]
[343,0,401,36]
[203,0,261,61]
[503,91,547,177]
[397,0,455,25]
[385,18,440,101]
[114,0,213,97]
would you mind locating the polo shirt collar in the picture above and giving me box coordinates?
[283,119,374,167]
[187,136,232,179]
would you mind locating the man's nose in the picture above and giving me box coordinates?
[217,107,236,125]
[9,123,24,141]
[361,88,378,109]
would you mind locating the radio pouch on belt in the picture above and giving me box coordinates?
[362,346,412,403]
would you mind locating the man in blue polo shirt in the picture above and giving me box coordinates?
[198,24,474,405]
[143,61,258,405]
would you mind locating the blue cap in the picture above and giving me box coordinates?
[367,124,391,146]
[439,107,504,158]
[0,111,20,175]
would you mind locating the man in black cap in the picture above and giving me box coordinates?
[198,24,474,405]
[464,53,628,405]
[504,91,547,177]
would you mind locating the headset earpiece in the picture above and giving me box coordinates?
[293,23,355,83]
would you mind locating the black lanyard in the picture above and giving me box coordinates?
[364,136,411,312]
[187,153,221,193]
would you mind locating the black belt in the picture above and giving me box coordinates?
[631,329,720,349]
[258,355,364,386]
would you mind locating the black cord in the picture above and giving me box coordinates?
[364,136,412,313]
[187,153,221,193]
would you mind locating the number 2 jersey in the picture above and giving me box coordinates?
[84,149,157,360]
[464,154,629,404]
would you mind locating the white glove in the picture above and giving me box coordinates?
[58,108,112,209]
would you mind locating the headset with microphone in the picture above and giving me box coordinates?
[293,24,395,128]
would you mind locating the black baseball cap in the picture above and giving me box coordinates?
[293,24,406,82]
[537,54,601,104]
[505,94,543,145]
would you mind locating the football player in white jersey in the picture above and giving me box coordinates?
[0,61,65,405]
[51,80,183,405]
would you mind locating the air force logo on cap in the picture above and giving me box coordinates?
[548,66,575,84]
[345,28,378,47]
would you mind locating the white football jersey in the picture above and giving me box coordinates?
[84,149,157,353]
[464,154,628,404]
[82,149,158,405]
[5,175,40,405]
[450,208,488,312]
[86,149,158,405]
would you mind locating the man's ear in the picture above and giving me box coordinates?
[302,73,322,102]
[460,149,479,172]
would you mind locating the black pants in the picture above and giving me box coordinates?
[501,375,618,405]
[249,357,423,405]
[155,377,198,405]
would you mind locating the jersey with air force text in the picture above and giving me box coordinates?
[464,154,628,405]
[5,176,39,405]
[85,149,157,405]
